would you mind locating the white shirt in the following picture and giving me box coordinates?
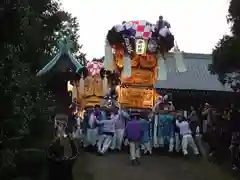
[114,24,124,32]
[176,120,192,136]
[159,27,170,37]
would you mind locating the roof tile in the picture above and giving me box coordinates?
[155,53,232,92]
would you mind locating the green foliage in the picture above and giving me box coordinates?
[0,0,85,179]
[210,0,240,89]
[227,0,240,36]
[210,36,240,74]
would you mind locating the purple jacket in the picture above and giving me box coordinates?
[126,120,142,141]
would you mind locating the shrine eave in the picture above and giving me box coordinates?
[36,51,83,76]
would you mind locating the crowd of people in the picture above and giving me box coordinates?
[196,103,240,171]
[53,97,203,164]
[48,97,240,180]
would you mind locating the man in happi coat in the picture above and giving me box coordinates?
[176,114,199,158]
[115,108,130,151]
[126,115,143,165]
[86,108,99,149]
[96,110,116,155]
[109,107,129,151]
[158,114,174,151]
[140,115,152,155]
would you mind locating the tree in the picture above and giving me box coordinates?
[0,1,85,179]
[209,0,240,90]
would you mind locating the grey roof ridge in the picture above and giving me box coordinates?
[167,52,212,60]
[155,52,233,92]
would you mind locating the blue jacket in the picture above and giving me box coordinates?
[96,119,115,134]
[140,118,150,143]
[100,111,107,120]
[158,114,174,138]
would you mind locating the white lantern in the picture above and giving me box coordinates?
[135,39,146,55]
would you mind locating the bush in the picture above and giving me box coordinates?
[13,149,46,179]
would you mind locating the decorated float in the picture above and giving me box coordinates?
[104,20,186,110]
[68,58,119,109]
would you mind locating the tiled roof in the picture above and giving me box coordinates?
[36,50,83,76]
[155,53,233,92]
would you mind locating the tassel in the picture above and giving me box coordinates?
[79,74,85,95]
[174,43,187,72]
[102,73,108,96]
[123,54,131,77]
[72,81,78,101]
[153,114,158,148]
[67,81,73,93]
[157,53,167,80]
[104,40,114,70]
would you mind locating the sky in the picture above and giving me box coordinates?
[61,0,230,60]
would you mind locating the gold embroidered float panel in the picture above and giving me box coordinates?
[118,87,154,108]
[121,68,156,86]
[115,54,157,69]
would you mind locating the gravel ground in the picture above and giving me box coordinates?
[73,151,237,180]
[58,137,237,180]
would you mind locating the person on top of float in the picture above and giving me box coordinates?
[156,15,171,38]
[156,15,171,30]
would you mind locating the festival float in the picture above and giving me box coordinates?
[104,20,187,110]
[69,58,119,109]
